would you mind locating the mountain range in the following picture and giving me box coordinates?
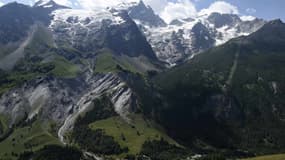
[0,0,284,160]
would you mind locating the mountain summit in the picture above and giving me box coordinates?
[115,0,166,27]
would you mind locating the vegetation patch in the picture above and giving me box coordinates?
[0,121,60,160]
[18,145,83,160]
[72,126,127,155]
[0,114,9,136]
[94,51,138,74]
[49,56,79,78]
[89,115,177,155]
[140,138,190,160]
[71,96,126,155]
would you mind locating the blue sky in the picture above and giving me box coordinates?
[0,0,284,22]
[194,0,285,21]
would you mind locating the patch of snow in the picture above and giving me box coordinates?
[138,19,198,65]
[215,25,250,45]
[50,8,126,29]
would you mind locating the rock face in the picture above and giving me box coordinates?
[0,72,137,139]
[0,3,47,44]
[0,1,157,133]
[0,0,67,45]
[57,73,137,144]
[0,25,37,71]
[114,0,166,27]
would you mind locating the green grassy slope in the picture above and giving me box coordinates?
[49,55,79,78]
[89,114,177,155]
[0,25,81,95]
[23,25,80,78]
[0,121,60,160]
[0,114,9,135]
[95,51,140,74]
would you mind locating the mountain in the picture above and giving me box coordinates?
[0,1,170,159]
[50,8,158,59]
[132,10,265,65]
[0,0,160,71]
[152,19,285,156]
[114,0,166,27]
[0,0,284,159]
[207,12,242,28]
[0,0,68,44]
[0,2,49,44]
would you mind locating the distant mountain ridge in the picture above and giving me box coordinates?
[136,11,265,65]
[0,0,265,66]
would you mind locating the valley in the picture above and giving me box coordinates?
[0,0,284,160]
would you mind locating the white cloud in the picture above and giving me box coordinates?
[246,8,256,14]
[76,0,137,10]
[73,0,242,24]
[73,1,79,7]
[54,0,72,6]
[0,1,4,7]
[199,1,239,16]
[240,15,256,21]
[74,0,168,12]
[75,0,196,24]
[75,0,168,12]
[29,0,34,6]
[160,0,197,23]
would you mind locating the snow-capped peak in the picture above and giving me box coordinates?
[133,10,265,66]
[113,0,166,27]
